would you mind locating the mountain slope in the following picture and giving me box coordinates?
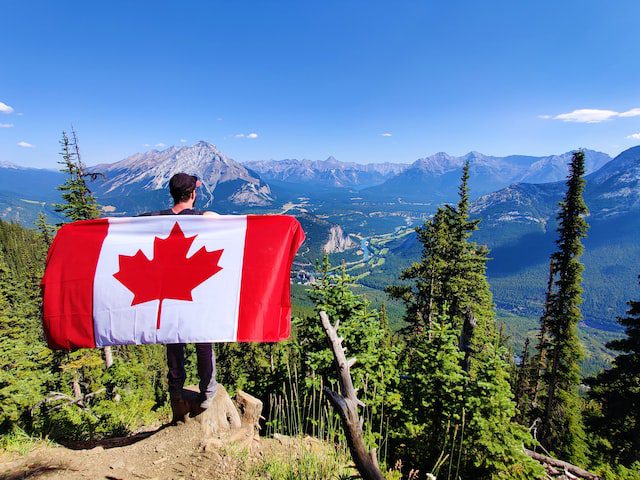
[0,165,65,225]
[469,145,640,328]
[91,141,273,214]
[364,149,611,201]
[245,157,407,189]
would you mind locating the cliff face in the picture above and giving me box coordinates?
[322,225,355,254]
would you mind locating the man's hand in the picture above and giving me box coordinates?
[203,211,219,218]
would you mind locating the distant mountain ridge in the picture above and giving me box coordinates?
[364,149,612,200]
[468,145,640,328]
[244,157,407,189]
[471,145,640,226]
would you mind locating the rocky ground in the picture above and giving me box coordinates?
[0,386,352,480]
[0,422,347,480]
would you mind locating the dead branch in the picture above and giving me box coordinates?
[319,311,385,480]
[525,449,600,480]
[31,389,105,417]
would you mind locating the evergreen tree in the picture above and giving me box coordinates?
[50,129,113,400]
[35,212,55,247]
[513,338,533,424]
[387,162,495,344]
[0,247,52,434]
[53,129,100,222]
[538,150,589,463]
[283,257,401,450]
[389,166,543,479]
[586,277,640,467]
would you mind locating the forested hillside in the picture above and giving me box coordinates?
[1,145,639,479]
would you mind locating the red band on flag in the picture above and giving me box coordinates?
[41,219,109,349]
[237,215,305,342]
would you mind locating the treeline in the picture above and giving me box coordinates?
[1,136,639,479]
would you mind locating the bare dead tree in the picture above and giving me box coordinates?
[525,449,600,480]
[319,311,385,480]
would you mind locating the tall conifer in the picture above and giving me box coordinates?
[53,130,100,222]
[51,130,113,392]
[389,165,543,478]
[538,150,589,463]
[587,277,640,467]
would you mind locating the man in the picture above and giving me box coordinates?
[141,173,218,413]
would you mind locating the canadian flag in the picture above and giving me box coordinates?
[42,215,305,350]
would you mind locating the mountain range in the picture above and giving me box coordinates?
[362,150,612,201]
[244,157,407,189]
[1,141,639,332]
[378,146,640,330]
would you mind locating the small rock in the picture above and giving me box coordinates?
[109,459,125,469]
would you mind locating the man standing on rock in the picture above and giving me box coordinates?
[140,172,219,415]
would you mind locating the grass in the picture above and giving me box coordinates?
[0,427,54,455]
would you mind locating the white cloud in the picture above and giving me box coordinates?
[17,141,35,148]
[0,102,15,114]
[627,132,640,140]
[155,142,166,148]
[0,123,13,128]
[540,107,640,123]
[235,133,258,139]
[619,108,640,118]
[555,109,619,123]
[380,132,392,137]
[180,138,187,143]
[247,133,258,139]
[143,143,151,147]
[235,134,245,138]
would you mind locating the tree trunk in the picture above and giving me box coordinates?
[459,307,476,373]
[103,346,113,368]
[525,449,599,479]
[72,379,82,400]
[319,311,385,480]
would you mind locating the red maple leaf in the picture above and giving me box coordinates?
[113,222,223,329]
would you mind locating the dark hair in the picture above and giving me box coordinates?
[169,173,199,204]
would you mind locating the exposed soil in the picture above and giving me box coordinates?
[0,421,288,480]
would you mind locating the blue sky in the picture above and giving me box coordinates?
[1,0,639,168]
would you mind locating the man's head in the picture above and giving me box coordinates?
[169,173,202,205]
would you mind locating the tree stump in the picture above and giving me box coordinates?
[171,385,261,452]
[234,390,263,430]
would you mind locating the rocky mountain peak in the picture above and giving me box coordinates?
[412,152,463,173]
[91,142,273,208]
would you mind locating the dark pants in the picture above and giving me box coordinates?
[166,343,217,399]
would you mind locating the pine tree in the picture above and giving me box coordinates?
[530,259,555,413]
[53,129,100,222]
[0,248,53,433]
[387,162,494,343]
[513,338,533,424]
[389,165,544,478]
[538,150,589,463]
[35,212,55,247]
[586,276,640,467]
[50,129,113,396]
[298,257,402,446]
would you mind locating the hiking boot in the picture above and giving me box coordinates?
[199,386,218,410]
[170,396,189,422]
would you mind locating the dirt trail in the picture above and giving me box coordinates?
[0,421,274,480]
